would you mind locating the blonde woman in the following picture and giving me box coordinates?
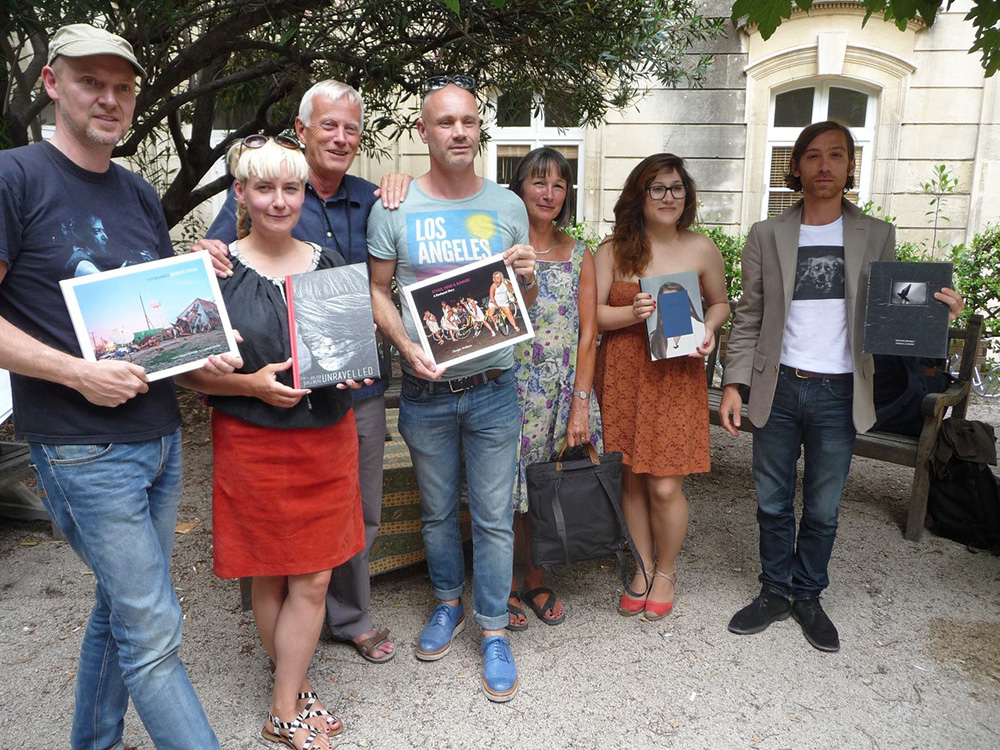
[183,135,370,749]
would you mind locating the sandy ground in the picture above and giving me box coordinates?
[1,394,999,749]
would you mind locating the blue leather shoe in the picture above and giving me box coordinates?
[416,601,465,661]
[481,635,518,702]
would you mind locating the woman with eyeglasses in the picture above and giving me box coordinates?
[182,135,369,750]
[506,146,603,629]
[594,153,729,621]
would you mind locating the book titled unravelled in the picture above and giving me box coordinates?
[286,263,380,389]
[862,261,953,359]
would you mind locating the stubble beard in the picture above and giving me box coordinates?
[59,100,125,148]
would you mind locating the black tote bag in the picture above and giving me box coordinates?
[526,444,647,597]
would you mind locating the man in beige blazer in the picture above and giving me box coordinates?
[719,121,963,652]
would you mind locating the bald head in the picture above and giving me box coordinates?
[417,84,481,172]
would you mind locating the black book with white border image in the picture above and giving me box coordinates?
[402,254,534,369]
[286,263,380,389]
[862,261,953,359]
[60,253,239,382]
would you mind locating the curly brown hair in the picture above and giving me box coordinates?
[610,154,698,278]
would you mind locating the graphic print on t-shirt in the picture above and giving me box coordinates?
[62,212,156,276]
[406,209,503,281]
[793,245,845,300]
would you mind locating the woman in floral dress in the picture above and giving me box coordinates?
[508,147,603,629]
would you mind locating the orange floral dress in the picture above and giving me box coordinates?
[595,281,710,477]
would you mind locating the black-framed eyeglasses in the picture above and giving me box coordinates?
[423,75,477,95]
[241,134,301,151]
[646,183,687,201]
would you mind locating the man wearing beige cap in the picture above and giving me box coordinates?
[0,24,230,749]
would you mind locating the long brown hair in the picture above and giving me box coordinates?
[610,153,697,278]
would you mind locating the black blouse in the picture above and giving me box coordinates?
[208,242,353,429]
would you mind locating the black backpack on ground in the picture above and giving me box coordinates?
[872,355,952,437]
[927,418,1000,554]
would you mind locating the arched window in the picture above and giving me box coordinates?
[764,82,876,217]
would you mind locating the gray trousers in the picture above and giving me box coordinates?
[325,394,386,640]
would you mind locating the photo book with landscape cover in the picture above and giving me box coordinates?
[639,270,705,360]
[402,254,534,369]
[862,261,953,359]
[286,263,380,389]
[60,253,239,382]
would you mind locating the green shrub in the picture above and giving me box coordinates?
[696,224,746,301]
[563,220,602,252]
[954,223,1000,338]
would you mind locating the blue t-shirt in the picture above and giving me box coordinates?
[207,174,387,399]
[367,179,529,379]
[0,142,180,444]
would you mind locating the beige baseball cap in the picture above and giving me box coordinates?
[48,24,146,77]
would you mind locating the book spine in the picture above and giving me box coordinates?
[286,275,301,389]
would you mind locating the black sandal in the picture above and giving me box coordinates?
[506,591,529,631]
[521,586,566,626]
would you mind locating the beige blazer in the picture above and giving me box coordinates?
[722,199,895,433]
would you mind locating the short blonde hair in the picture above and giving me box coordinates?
[226,138,309,184]
[227,138,309,238]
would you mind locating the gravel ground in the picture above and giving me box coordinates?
[1,394,998,749]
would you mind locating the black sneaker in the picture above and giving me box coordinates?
[792,596,840,652]
[728,586,792,635]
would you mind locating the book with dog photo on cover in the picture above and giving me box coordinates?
[639,270,705,360]
[286,263,380,389]
[862,261,953,359]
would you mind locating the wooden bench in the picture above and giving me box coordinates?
[704,314,985,542]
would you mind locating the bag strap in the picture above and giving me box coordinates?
[550,474,573,568]
[594,468,648,599]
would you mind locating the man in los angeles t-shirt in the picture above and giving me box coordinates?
[0,24,237,749]
[368,77,536,702]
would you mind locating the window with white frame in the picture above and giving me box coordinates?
[486,93,585,221]
[764,82,876,217]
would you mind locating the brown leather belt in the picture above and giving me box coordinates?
[404,368,505,394]
[780,364,852,381]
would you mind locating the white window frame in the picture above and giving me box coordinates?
[485,94,586,220]
[762,80,877,219]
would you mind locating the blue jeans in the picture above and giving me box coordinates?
[31,430,219,750]
[398,369,520,631]
[751,369,856,598]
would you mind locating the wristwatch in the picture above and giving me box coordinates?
[520,274,537,290]
[573,390,590,400]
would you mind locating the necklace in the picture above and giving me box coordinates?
[535,238,558,255]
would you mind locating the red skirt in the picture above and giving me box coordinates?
[211,409,364,578]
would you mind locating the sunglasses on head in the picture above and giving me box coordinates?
[241,134,301,151]
[423,75,476,95]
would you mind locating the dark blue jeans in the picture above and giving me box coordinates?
[751,369,856,599]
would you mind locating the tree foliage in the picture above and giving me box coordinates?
[2,0,723,228]
[731,1,1000,78]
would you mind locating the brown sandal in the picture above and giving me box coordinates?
[348,627,395,663]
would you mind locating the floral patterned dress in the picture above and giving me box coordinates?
[512,240,604,513]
